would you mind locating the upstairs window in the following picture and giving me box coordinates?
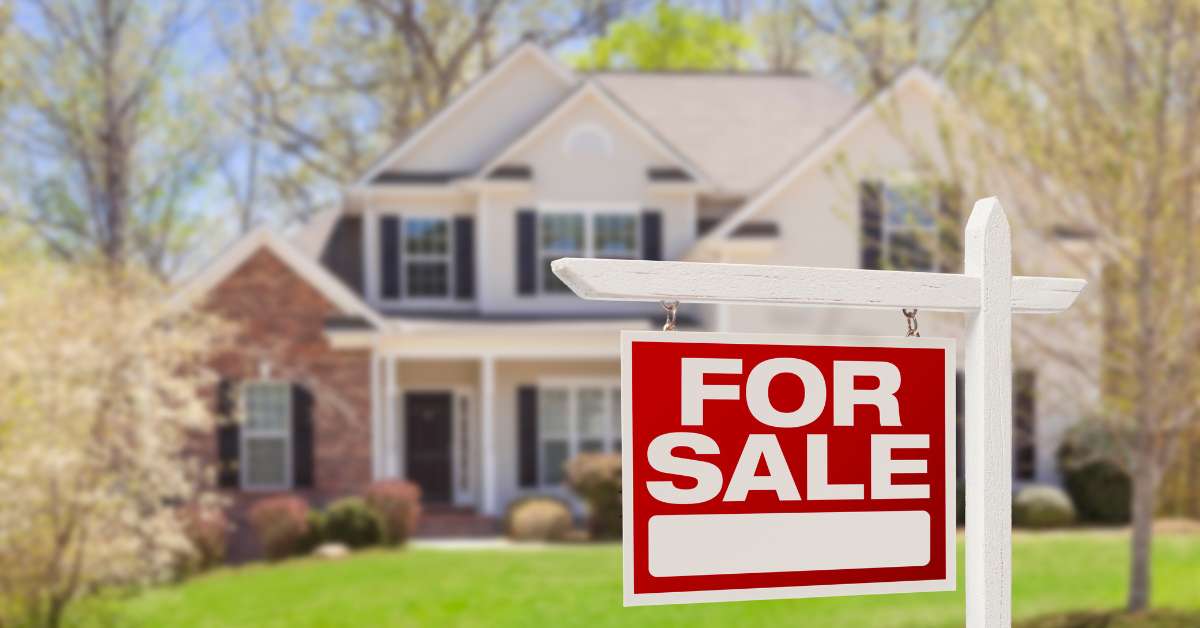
[539,211,639,293]
[241,382,292,490]
[404,217,451,298]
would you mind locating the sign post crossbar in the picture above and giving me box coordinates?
[552,197,1086,628]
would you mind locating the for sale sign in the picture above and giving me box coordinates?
[622,331,956,606]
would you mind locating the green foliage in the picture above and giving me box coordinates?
[321,497,384,549]
[1013,485,1077,529]
[573,2,751,71]
[1015,610,1200,628]
[565,453,621,539]
[504,496,574,542]
[1057,423,1132,524]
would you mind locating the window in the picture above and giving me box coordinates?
[241,382,292,490]
[539,212,639,293]
[404,217,452,298]
[953,369,1038,482]
[537,383,621,485]
[882,184,937,272]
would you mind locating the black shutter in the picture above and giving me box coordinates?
[454,216,475,299]
[516,210,537,296]
[381,215,401,299]
[517,385,539,488]
[216,378,240,489]
[1014,370,1037,481]
[641,210,663,260]
[292,384,315,488]
[938,183,964,273]
[860,181,883,270]
[319,215,364,295]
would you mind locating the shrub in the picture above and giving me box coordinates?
[365,480,422,546]
[322,497,384,548]
[248,496,313,560]
[1013,485,1077,528]
[1057,422,1132,524]
[565,453,621,539]
[956,482,966,527]
[299,510,326,554]
[505,496,574,542]
[176,503,229,575]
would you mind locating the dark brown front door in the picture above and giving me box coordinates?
[405,392,453,503]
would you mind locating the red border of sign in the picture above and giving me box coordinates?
[621,331,957,606]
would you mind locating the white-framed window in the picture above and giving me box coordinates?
[537,382,621,486]
[539,210,639,293]
[241,382,292,490]
[403,217,453,298]
[882,183,937,272]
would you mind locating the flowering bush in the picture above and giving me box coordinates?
[364,480,422,546]
[177,502,230,574]
[505,496,574,542]
[566,453,622,539]
[248,496,313,560]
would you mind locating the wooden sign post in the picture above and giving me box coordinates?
[553,198,1086,627]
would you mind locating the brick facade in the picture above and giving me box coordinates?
[201,248,372,558]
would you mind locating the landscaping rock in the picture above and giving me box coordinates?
[313,542,350,560]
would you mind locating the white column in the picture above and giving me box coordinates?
[480,356,498,515]
[964,197,1013,628]
[385,355,399,477]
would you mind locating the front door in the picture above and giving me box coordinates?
[405,392,453,503]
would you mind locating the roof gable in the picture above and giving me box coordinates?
[357,42,576,184]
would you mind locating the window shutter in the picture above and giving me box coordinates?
[292,384,315,488]
[1014,370,1037,481]
[454,216,475,299]
[516,210,537,296]
[381,215,402,299]
[216,378,240,489]
[517,385,539,488]
[641,210,663,260]
[860,181,883,270]
[938,183,964,273]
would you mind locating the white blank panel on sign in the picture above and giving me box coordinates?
[647,511,931,578]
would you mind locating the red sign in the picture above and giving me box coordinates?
[622,331,956,606]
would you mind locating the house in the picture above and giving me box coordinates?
[176,43,1098,553]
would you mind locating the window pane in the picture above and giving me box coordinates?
[884,186,934,228]
[887,232,934,271]
[579,439,604,453]
[405,218,449,255]
[578,388,606,439]
[245,436,287,487]
[541,214,584,251]
[542,440,569,484]
[542,257,573,293]
[406,261,449,297]
[539,389,570,437]
[594,214,637,257]
[245,384,288,432]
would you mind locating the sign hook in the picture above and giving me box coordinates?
[902,308,920,337]
[662,300,679,331]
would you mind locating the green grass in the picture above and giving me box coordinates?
[77,531,1199,628]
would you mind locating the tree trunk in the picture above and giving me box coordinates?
[1127,450,1157,612]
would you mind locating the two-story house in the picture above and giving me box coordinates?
[176,42,1097,552]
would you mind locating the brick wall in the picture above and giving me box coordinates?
[200,248,372,559]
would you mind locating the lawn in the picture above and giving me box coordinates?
[77,531,1199,628]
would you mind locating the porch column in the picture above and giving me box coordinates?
[384,355,398,477]
[480,356,498,515]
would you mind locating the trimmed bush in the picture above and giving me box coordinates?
[299,510,326,554]
[322,497,384,548]
[365,480,422,546]
[1013,485,1076,528]
[505,496,573,542]
[565,453,621,539]
[1057,423,1132,524]
[248,496,313,560]
[177,503,229,574]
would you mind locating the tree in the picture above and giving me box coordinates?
[1,0,217,275]
[0,256,225,627]
[947,0,1200,612]
[573,1,752,71]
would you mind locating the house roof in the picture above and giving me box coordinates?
[594,72,856,193]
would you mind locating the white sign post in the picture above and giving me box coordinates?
[553,198,1086,628]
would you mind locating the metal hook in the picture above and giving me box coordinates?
[902,308,920,337]
[661,300,679,331]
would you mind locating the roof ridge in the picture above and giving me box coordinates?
[590,68,813,78]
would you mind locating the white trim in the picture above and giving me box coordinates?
[694,68,948,251]
[471,81,710,186]
[619,330,956,606]
[356,43,576,186]
[239,380,294,492]
[172,227,387,330]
